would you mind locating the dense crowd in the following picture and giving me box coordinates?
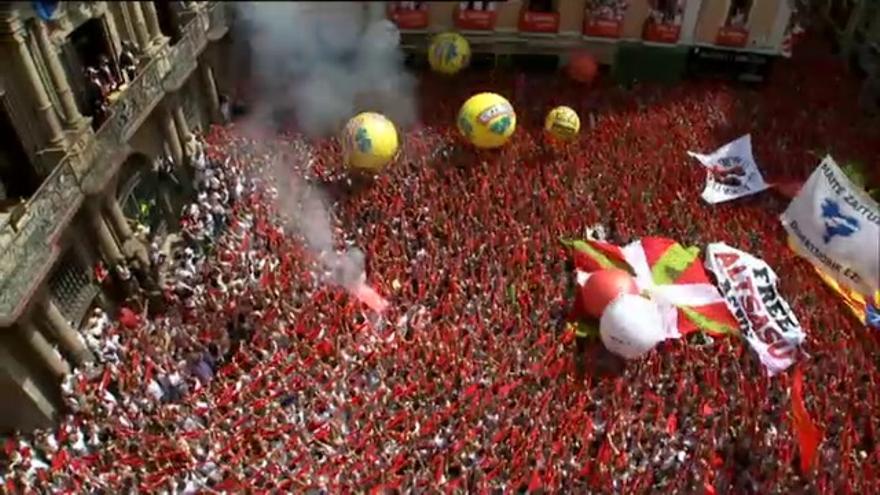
[2,31,880,494]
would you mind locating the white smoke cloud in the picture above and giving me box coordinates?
[235,1,417,137]
[234,2,415,296]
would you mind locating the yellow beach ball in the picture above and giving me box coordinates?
[544,106,581,142]
[342,112,399,172]
[457,93,516,149]
[428,32,470,75]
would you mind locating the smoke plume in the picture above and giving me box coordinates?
[235,1,417,137]
[234,2,416,296]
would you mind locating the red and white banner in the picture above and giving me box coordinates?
[705,243,805,375]
[687,134,769,204]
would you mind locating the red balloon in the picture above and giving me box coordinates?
[579,268,639,318]
[567,51,599,85]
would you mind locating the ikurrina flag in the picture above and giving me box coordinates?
[562,236,739,338]
[813,267,880,330]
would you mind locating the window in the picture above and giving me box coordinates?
[460,1,496,11]
[0,99,39,200]
[725,0,751,28]
[154,1,180,44]
[49,249,99,329]
[648,0,683,24]
[396,2,427,10]
[526,0,555,13]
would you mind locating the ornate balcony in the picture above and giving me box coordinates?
[0,158,83,326]
[0,6,229,326]
[72,11,220,194]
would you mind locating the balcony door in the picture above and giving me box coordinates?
[0,96,40,201]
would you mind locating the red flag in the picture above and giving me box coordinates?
[792,366,822,474]
[99,367,112,392]
[527,469,543,492]
[119,307,140,329]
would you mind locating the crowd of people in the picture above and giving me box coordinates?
[86,42,141,128]
[2,28,880,494]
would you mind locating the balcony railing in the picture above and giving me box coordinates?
[0,9,230,325]
[71,42,172,188]
[0,158,83,325]
[74,13,216,192]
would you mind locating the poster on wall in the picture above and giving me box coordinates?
[583,0,630,39]
[643,0,686,44]
[716,0,752,47]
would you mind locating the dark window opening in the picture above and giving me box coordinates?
[61,17,121,130]
[0,101,40,202]
[526,0,555,13]
[460,1,496,11]
[155,1,180,44]
[726,0,751,27]
[650,0,680,24]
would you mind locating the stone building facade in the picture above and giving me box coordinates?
[0,1,231,432]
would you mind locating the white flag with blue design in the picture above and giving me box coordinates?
[780,156,880,296]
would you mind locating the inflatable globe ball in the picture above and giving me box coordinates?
[567,51,599,85]
[342,112,399,172]
[599,294,666,360]
[544,106,581,143]
[428,32,471,75]
[580,268,639,318]
[457,93,516,149]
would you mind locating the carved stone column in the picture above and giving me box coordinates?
[125,1,151,52]
[173,99,191,144]
[104,193,149,268]
[161,103,185,166]
[17,319,70,378]
[0,345,57,430]
[39,298,94,365]
[141,2,168,47]
[32,20,86,128]
[102,10,124,66]
[87,201,124,266]
[200,62,221,122]
[4,18,64,147]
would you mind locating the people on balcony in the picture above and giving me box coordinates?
[119,42,140,83]
[84,67,109,128]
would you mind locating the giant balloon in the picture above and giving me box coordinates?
[457,93,516,149]
[544,105,581,142]
[428,32,471,75]
[580,268,639,318]
[342,112,399,171]
[599,294,665,360]
[567,51,599,85]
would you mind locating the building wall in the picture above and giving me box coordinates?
[0,1,229,433]
[405,0,792,54]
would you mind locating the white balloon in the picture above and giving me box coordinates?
[599,294,666,360]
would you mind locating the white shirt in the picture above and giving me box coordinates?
[146,379,165,401]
